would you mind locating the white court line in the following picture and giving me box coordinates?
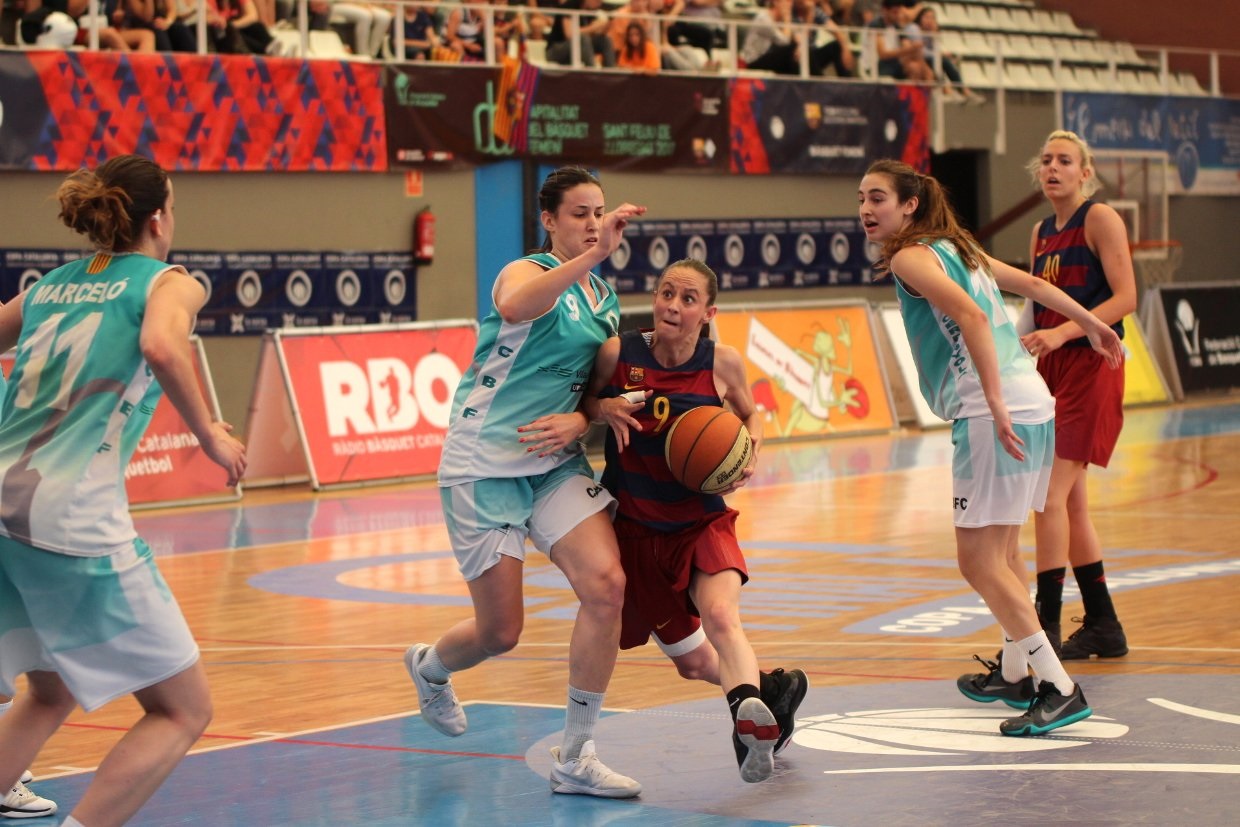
[825,763,1240,775]
[1148,697,1240,725]
[36,700,629,781]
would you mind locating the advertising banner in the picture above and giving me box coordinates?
[730,78,930,175]
[1145,283,1240,396]
[126,337,240,507]
[1062,92,1240,195]
[386,63,728,171]
[263,322,477,488]
[1119,313,1171,406]
[0,50,385,171]
[598,216,880,295]
[1,249,85,301]
[712,303,897,439]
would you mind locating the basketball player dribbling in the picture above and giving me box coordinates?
[584,259,809,784]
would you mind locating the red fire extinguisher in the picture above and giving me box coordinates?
[413,206,436,264]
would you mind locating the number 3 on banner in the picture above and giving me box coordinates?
[12,312,104,410]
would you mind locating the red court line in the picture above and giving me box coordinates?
[1110,451,1219,509]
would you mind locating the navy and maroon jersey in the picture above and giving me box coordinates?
[600,329,726,532]
[1031,200,1124,345]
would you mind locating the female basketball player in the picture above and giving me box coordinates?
[1022,130,1136,659]
[858,159,1123,736]
[404,167,645,798]
[0,155,247,826]
[583,259,807,783]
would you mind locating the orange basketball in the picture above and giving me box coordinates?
[664,406,753,494]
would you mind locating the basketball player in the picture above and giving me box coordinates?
[404,167,645,798]
[1022,130,1136,659]
[583,259,807,783]
[0,155,247,825]
[858,159,1123,735]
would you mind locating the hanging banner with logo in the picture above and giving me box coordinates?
[0,50,385,171]
[1142,282,1240,397]
[730,78,930,175]
[1062,92,1240,195]
[249,321,477,488]
[597,216,880,294]
[385,64,727,171]
[0,249,85,301]
[712,302,898,439]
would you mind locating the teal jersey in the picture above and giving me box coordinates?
[895,240,1054,424]
[0,252,177,556]
[438,253,619,485]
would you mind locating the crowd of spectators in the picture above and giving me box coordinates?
[1,0,976,92]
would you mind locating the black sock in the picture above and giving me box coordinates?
[1074,561,1118,620]
[1035,567,1066,627]
[725,683,761,723]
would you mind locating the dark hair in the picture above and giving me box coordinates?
[865,159,985,274]
[913,6,935,28]
[537,166,602,253]
[661,258,718,306]
[57,155,168,252]
[623,22,649,61]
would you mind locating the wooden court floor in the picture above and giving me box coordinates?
[13,397,1240,826]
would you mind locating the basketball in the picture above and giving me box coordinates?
[664,405,753,494]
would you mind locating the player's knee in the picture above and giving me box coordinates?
[579,566,626,615]
[699,602,743,640]
[480,627,522,656]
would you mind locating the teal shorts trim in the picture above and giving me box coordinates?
[951,417,1054,527]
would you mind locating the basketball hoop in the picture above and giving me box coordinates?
[1130,240,1183,293]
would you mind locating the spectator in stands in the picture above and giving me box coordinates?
[739,0,794,72]
[214,0,277,53]
[401,2,440,60]
[660,0,716,66]
[1022,129,1135,662]
[617,19,658,72]
[330,0,392,59]
[535,0,615,68]
[444,0,487,61]
[792,0,854,76]
[867,0,931,81]
[492,0,528,59]
[908,4,982,102]
[123,0,195,52]
[829,0,876,28]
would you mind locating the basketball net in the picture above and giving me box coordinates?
[1131,240,1183,292]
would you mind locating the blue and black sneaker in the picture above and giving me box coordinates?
[957,654,1035,710]
[1000,680,1092,736]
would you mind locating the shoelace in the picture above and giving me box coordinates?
[971,653,1002,678]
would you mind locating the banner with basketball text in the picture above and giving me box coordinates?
[385,63,728,171]
[712,302,898,439]
[273,322,477,487]
[0,50,385,171]
[729,78,930,175]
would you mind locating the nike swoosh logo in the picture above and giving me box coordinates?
[655,619,671,630]
[623,382,645,390]
[571,698,588,706]
[1028,644,1044,656]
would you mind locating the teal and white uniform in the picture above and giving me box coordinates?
[895,240,1055,527]
[437,253,620,580]
[0,251,200,711]
[438,253,620,485]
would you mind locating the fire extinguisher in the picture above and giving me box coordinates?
[413,206,436,264]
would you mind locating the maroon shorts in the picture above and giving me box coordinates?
[615,509,748,651]
[1037,345,1124,467]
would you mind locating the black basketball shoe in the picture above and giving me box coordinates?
[1000,680,1092,736]
[957,654,1036,709]
[1060,615,1128,659]
[760,667,809,754]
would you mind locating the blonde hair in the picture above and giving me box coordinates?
[1027,129,1100,198]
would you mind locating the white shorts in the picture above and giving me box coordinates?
[950,417,1054,528]
[440,454,617,581]
[0,536,199,712]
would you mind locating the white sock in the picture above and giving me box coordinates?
[0,700,11,715]
[560,686,603,762]
[1017,630,1074,695]
[1000,633,1030,683]
[63,818,87,827]
[417,646,452,685]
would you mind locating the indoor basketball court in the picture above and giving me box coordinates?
[12,398,1240,826]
